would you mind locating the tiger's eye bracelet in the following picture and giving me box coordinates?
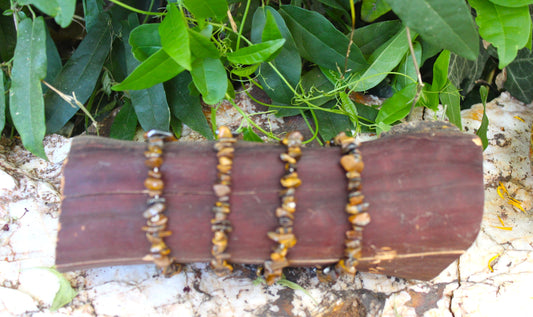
[263,131,303,285]
[319,132,370,281]
[210,126,236,276]
[141,130,181,277]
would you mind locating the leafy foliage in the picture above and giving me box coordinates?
[1,0,532,156]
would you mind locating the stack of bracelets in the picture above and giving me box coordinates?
[141,128,369,283]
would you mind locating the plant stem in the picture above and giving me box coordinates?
[107,0,164,16]
[406,26,424,121]
[235,0,252,50]
[225,95,280,141]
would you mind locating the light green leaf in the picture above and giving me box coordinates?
[375,83,416,126]
[468,0,531,69]
[18,0,75,28]
[129,24,161,61]
[45,13,112,133]
[279,5,367,74]
[182,0,228,20]
[40,267,77,311]
[227,39,285,64]
[230,64,260,77]
[242,126,264,142]
[339,91,358,123]
[353,20,403,58]
[9,17,47,159]
[164,72,214,139]
[189,29,220,59]
[361,0,391,22]
[191,57,227,105]
[505,48,533,103]
[109,100,138,140]
[432,50,451,92]
[350,27,414,92]
[393,41,421,90]
[488,0,533,7]
[251,6,301,105]
[440,81,462,130]
[385,0,479,60]
[0,70,5,135]
[112,48,185,91]
[476,86,489,150]
[160,3,191,70]
[170,115,182,139]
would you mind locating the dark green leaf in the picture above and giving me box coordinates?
[488,0,533,7]
[0,70,5,135]
[129,24,161,61]
[18,0,75,28]
[350,27,413,91]
[82,0,104,32]
[375,83,416,129]
[315,101,352,141]
[164,72,214,139]
[339,91,358,123]
[469,0,531,68]
[227,39,285,64]
[476,86,489,149]
[393,41,421,91]
[279,5,367,74]
[183,0,228,20]
[242,126,264,142]
[261,9,283,42]
[189,28,220,59]
[440,81,462,130]
[44,26,61,84]
[122,14,170,132]
[300,67,335,107]
[0,14,16,62]
[160,3,191,70]
[353,20,402,58]
[170,115,183,139]
[10,17,47,158]
[504,48,533,103]
[385,0,479,60]
[251,6,301,105]
[44,13,112,133]
[109,100,138,140]
[361,0,391,22]
[191,57,227,105]
[448,42,490,96]
[112,48,185,91]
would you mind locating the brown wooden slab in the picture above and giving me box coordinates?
[56,127,484,280]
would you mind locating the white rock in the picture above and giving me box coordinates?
[0,169,16,192]
[0,287,38,315]
[18,268,61,306]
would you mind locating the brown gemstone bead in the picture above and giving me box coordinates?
[145,157,163,168]
[213,184,231,197]
[150,241,168,253]
[148,170,162,179]
[145,177,164,191]
[143,203,166,218]
[280,153,297,164]
[349,192,364,205]
[145,234,164,244]
[267,232,297,248]
[217,164,231,173]
[148,214,168,226]
[335,259,357,275]
[340,154,364,172]
[287,147,302,159]
[218,156,233,166]
[280,173,301,188]
[147,145,163,154]
[348,180,362,191]
[217,147,235,158]
[345,229,363,240]
[344,238,362,249]
[348,212,371,226]
[217,126,233,139]
[275,207,294,219]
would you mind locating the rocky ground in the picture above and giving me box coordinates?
[0,92,532,316]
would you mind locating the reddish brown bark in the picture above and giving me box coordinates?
[57,129,484,280]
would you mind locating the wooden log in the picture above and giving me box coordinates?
[56,126,484,280]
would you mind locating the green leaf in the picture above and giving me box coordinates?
[300,67,335,107]
[350,27,414,92]
[122,14,170,132]
[279,5,367,74]
[44,26,61,84]
[9,17,47,159]
[112,48,185,91]
[476,86,489,150]
[393,41,421,90]
[230,64,260,77]
[170,115,183,139]
[440,81,462,130]
[109,100,138,140]
[18,0,75,28]
[44,13,112,133]
[189,28,220,59]
[160,3,191,70]
[504,48,533,103]
[0,70,5,135]
[242,126,264,142]
[315,101,352,141]
[375,83,416,129]
[385,0,479,60]
[191,57,227,105]
[0,13,16,62]
[164,72,214,140]
[432,50,451,92]
[129,24,161,62]
[38,267,77,311]
[82,0,104,32]
[182,0,228,20]
[227,39,286,64]
[468,0,531,69]
[339,91,358,124]
[361,0,391,22]
[251,6,301,105]
[488,0,533,7]
[353,20,403,58]
[448,42,490,96]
